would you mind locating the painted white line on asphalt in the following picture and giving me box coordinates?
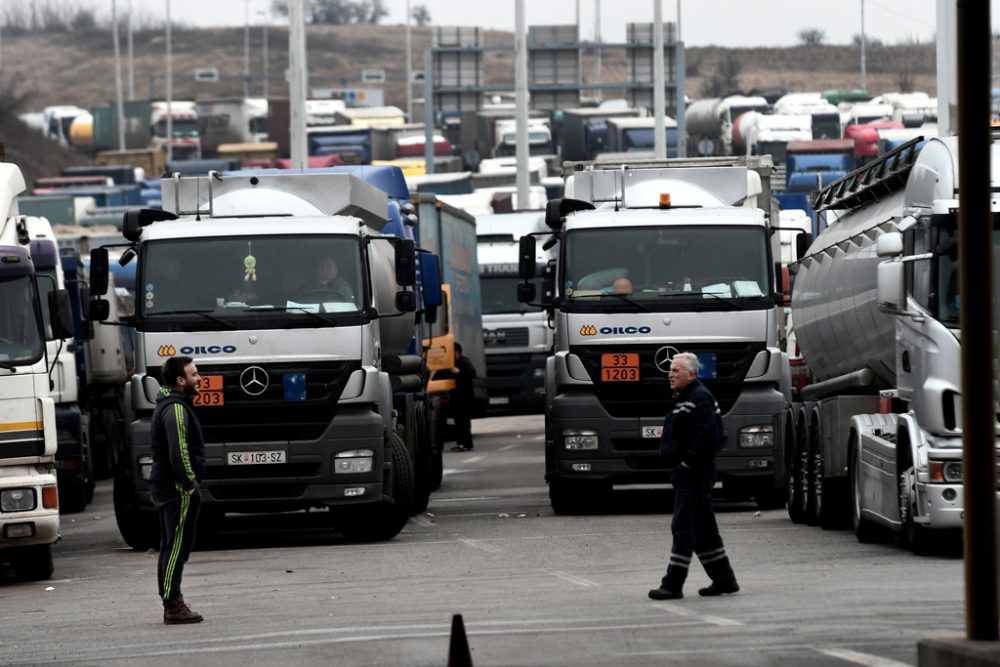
[432,496,499,502]
[650,602,743,626]
[547,569,600,588]
[464,455,484,463]
[498,443,522,451]
[816,648,912,667]
[459,538,504,553]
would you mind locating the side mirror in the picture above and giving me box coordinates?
[876,231,904,258]
[418,251,443,308]
[517,283,537,303]
[877,261,907,314]
[518,236,537,280]
[90,248,109,296]
[395,289,417,312]
[395,239,416,287]
[123,208,177,243]
[88,299,110,322]
[545,198,564,230]
[795,232,811,261]
[47,289,74,340]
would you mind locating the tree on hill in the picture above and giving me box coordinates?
[271,0,389,24]
[798,28,826,46]
[700,52,742,98]
[412,4,432,27]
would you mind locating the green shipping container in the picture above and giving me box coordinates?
[18,195,76,226]
[92,101,152,151]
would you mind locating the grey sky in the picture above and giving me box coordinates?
[155,0,977,47]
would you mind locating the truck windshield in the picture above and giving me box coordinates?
[138,235,365,330]
[481,274,537,315]
[0,276,45,366]
[563,226,771,310]
[153,119,200,139]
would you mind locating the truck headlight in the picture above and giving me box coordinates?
[1,488,37,512]
[563,429,599,450]
[334,449,374,474]
[139,456,154,481]
[739,425,773,449]
[929,460,963,483]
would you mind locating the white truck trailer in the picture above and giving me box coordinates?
[0,163,74,580]
[90,170,443,548]
[518,156,791,513]
[477,211,553,412]
[783,136,995,554]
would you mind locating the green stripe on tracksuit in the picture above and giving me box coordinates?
[151,481,201,602]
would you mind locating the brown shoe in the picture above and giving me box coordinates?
[163,595,203,624]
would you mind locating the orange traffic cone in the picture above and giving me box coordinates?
[447,613,473,667]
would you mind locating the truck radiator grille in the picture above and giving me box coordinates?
[569,342,765,418]
[147,361,361,444]
[483,327,530,347]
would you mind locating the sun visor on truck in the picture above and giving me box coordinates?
[161,172,390,229]
[571,166,749,209]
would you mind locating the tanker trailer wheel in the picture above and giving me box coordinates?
[805,414,823,525]
[12,544,54,582]
[850,434,881,543]
[787,414,808,523]
[112,466,158,551]
[336,433,414,542]
[408,407,431,514]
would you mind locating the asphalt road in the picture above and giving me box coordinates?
[0,414,966,666]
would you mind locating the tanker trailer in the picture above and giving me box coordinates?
[784,136,996,554]
[685,98,722,156]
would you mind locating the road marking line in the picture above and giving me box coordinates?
[547,569,600,588]
[498,443,522,451]
[816,648,912,667]
[431,496,499,502]
[459,538,504,553]
[464,455,484,463]
[650,602,743,626]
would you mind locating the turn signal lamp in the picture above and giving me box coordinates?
[659,193,672,208]
[42,484,59,509]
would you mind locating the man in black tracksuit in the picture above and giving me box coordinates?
[449,342,477,452]
[649,351,739,600]
[149,356,207,624]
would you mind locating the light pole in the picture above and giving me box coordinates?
[860,0,867,91]
[515,0,529,209]
[405,0,412,121]
[594,0,602,103]
[166,0,173,164]
[113,0,126,150]
[258,10,269,99]
[244,0,251,99]
[127,0,135,99]
[653,0,666,159]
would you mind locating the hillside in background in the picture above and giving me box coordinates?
[0,22,947,184]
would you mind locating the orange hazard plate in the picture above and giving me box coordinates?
[193,391,224,407]
[601,366,639,382]
[198,375,223,391]
[601,353,639,368]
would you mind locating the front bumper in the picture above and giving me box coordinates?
[127,406,387,513]
[0,468,59,549]
[547,384,784,489]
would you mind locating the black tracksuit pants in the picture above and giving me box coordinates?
[661,462,737,591]
[150,481,201,602]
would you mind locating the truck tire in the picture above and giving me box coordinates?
[336,433,413,542]
[898,466,934,555]
[13,544,54,582]
[410,406,431,514]
[549,479,608,515]
[850,434,881,543]
[786,418,808,523]
[805,415,822,525]
[113,471,158,551]
[59,476,89,514]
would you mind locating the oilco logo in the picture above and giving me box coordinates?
[157,344,237,357]
[580,324,652,336]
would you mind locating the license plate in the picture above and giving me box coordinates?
[642,426,663,439]
[227,450,286,465]
[489,396,510,405]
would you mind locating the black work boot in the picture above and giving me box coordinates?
[648,587,684,600]
[163,595,204,624]
[698,581,740,597]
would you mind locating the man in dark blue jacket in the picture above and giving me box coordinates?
[649,352,739,600]
[150,356,207,624]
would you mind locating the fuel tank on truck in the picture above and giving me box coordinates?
[791,189,902,388]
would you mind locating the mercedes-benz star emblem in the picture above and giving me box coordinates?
[654,346,681,374]
[239,366,269,396]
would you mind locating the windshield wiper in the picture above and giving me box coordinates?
[571,292,651,311]
[254,305,340,325]
[146,309,237,328]
[657,290,743,310]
